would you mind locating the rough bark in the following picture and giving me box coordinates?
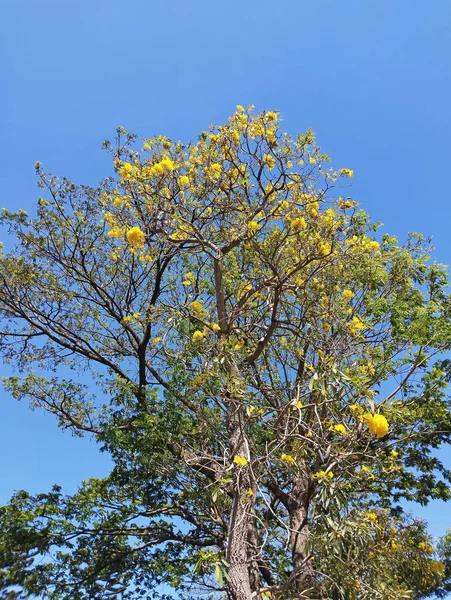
[289,476,316,593]
[225,398,257,599]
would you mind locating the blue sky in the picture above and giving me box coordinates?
[1,0,451,569]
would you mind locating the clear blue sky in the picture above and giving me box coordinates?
[1,0,450,557]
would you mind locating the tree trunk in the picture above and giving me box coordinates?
[226,458,256,599]
[289,477,316,593]
[225,385,258,599]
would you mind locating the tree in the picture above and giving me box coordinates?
[0,106,451,600]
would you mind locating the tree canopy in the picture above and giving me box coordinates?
[1,107,451,600]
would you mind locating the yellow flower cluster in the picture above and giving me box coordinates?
[182,271,195,286]
[126,226,146,248]
[107,226,125,239]
[178,175,190,186]
[367,241,380,250]
[281,453,295,465]
[342,289,354,300]
[364,413,389,438]
[313,470,334,481]
[290,217,307,232]
[233,456,248,466]
[430,560,445,573]
[207,163,222,179]
[340,168,354,178]
[119,162,139,179]
[148,157,175,176]
[122,312,141,324]
[234,339,245,350]
[364,512,378,522]
[190,300,204,314]
[191,320,221,343]
[418,542,434,555]
[250,122,265,138]
[263,154,275,170]
[348,316,365,335]
[333,423,347,436]
[237,282,252,300]
[192,330,205,342]
[247,221,261,232]
[345,236,380,252]
[337,198,355,210]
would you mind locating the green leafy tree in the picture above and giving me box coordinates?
[1,107,451,599]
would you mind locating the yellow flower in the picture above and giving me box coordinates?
[178,175,190,186]
[153,337,161,344]
[107,227,123,238]
[333,424,347,436]
[160,157,175,172]
[192,330,205,342]
[182,271,195,286]
[247,221,261,232]
[366,241,380,250]
[281,453,295,465]
[340,168,354,178]
[290,217,307,232]
[233,456,248,466]
[348,316,365,334]
[237,282,252,300]
[209,323,221,332]
[126,226,146,248]
[112,195,127,207]
[263,153,276,170]
[338,198,354,209]
[230,130,241,144]
[149,157,174,176]
[139,253,154,263]
[122,316,133,323]
[267,127,276,144]
[309,157,316,164]
[251,122,265,137]
[391,449,399,458]
[119,162,139,179]
[235,113,248,129]
[418,542,434,555]
[190,300,204,313]
[143,142,151,150]
[342,289,354,300]
[364,413,389,438]
[318,242,332,256]
[150,163,164,176]
[209,163,222,179]
[360,465,373,474]
[431,560,445,574]
[234,339,245,350]
[364,512,378,522]
[266,111,278,122]
[314,470,334,481]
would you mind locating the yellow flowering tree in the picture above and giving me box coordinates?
[1,108,451,600]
